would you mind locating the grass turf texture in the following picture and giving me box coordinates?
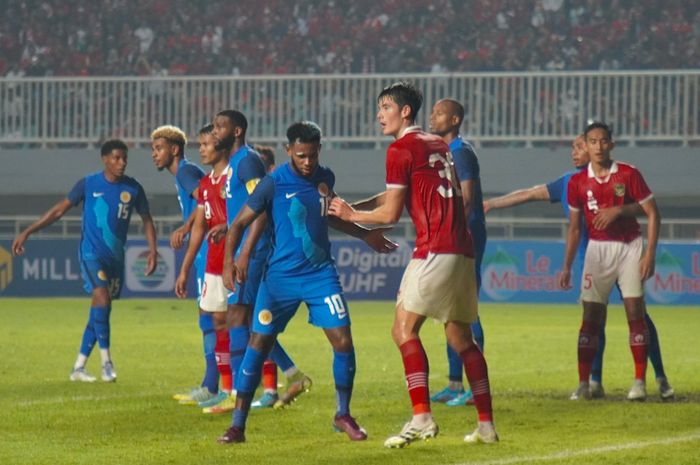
[0,299,698,465]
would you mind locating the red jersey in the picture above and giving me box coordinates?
[568,161,653,243]
[385,127,473,259]
[198,168,229,274]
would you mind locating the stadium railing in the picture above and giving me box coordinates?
[1,70,699,147]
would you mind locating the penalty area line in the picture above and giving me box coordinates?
[451,431,700,465]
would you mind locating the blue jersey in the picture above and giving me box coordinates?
[546,167,588,264]
[175,157,205,223]
[450,136,486,258]
[226,144,271,259]
[67,171,149,264]
[247,162,335,277]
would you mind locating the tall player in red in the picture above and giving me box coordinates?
[560,122,660,401]
[329,82,497,447]
[176,124,233,401]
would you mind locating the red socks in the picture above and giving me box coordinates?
[262,360,277,392]
[399,339,430,415]
[460,345,493,423]
[628,319,649,380]
[577,320,600,383]
[215,329,232,391]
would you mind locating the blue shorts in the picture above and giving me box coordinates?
[80,259,124,299]
[252,269,350,335]
[227,256,266,306]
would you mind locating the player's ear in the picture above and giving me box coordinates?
[233,126,243,139]
[284,144,292,157]
[400,104,412,121]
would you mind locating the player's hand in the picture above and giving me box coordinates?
[170,225,189,249]
[144,250,158,276]
[328,197,354,222]
[592,206,621,230]
[222,263,239,292]
[559,269,572,290]
[362,227,399,254]
[11,233,28,256]
[640,252,656,281]
[235,254,250,283]
[175,273,188,298]
[483,200,492,214]
[207,223,228,243]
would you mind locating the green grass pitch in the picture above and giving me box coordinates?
[0,298,698,465]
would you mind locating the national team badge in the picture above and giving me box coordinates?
[97,270,108,281]
[317,182,330,197]
[258,309,273,325]
[120,191,132,203]
[220,184,227,199]
[614,183,625,197]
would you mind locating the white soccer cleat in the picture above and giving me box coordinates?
[656,377,675,400]
[70,367,96,382]
[101,361,117,382]
[570,381,591,400]
[627,379,647,401]
[589,381,605,399]
[464,423,499,444]
[384,419,439,448]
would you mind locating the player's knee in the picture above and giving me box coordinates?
[326,327,353,352]
[211,312,228,331]
[227,304,250,327]
[249,332,275,354]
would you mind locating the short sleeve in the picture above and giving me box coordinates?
[238,153,267,194]
[546,175,567,204]
[176,164,204,196]
[452,146,479,182]
[628,168,653,204]
[567,175,582,211]
[67,178,86,206]
[196,178,206,206]
[246,175,275,213]
[134,182,150,215]
[386,146,412,188]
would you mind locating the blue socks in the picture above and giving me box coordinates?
[91,306,111,349]
[447,316,485,383]
[646,313,666,379]
[229,325,250,384]
[234,346,266,395]
[79,307,101,356]
[199,313,219,393]
[333,349,356,416]
[269,341,294,372]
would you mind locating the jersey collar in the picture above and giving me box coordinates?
[587,160,618,183]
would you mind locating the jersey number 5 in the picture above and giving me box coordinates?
[429,152,461,199]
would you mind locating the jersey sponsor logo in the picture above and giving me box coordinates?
[0,246,13,292]
[258,309,273,325]
[285,192,299,199]
[614,183,626,197]
[586,190,599,212]
[92,192,104,198]
[120,191,131,203]
[125,246,175,292]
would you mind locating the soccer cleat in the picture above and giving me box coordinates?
[431,386,465,403]
[333,414,368,441]
[384,419,439,448]
[627,379,647,401]
[464,423,499,444]
[251,392,279,409]
[203,392,237,414]
[570,381,591,400]
[101,361,117,382]
[178,386,214,405]
[589,381,605,399]
[273,373,312,409]
[70,367,96,383]
[446,389,474,407]
[173,387,201,402]
[657,377,675,400]
[197,390,228,408]
[217,426,245,444]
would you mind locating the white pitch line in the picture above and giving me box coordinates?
[451,431,700,465]
[16,392,161,407]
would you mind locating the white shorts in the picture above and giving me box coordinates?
[581,237,644,304]
[397,253,478,323]
[199,273,228,313]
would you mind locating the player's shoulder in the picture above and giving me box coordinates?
[177,159,205,176]
[614,160,641,174]
[569,167,588,183]
[119,174,144,190]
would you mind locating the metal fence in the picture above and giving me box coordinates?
[1,71,699,147]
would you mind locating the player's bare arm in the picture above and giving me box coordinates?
[639,198,660,281]
[175,207,207,298]
[560,209,582,290]
[484,184,550,213]
[222,205,259,291]
[235,212,269,283]
[328,214,398,254]
[592,202,645,230]
[11,198,73,256]
[171,206,198,249]
[140,211,158,276]
[351,191,387,211]
[329,188,406,225]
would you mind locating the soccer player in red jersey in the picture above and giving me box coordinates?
[560,122,661,401]
[329,82,498,446]
[175,124,234,401]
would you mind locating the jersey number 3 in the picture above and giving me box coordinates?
[429,152,461,199]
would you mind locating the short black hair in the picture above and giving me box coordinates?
[199,123,214,135]
[216,109,248,135]
[254,144,276,168]
[584,121,613,139]
[377,81,423,121]
[286,121,322,144]
[101,139,128,156]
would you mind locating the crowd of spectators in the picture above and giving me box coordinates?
[1,0,698,78]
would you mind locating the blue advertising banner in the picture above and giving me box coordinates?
[1,238,698,305]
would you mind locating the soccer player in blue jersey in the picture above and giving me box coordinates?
[150,125,221,405]
[484,135,673,400]
[12,139,157,382]
[210,110,309,413]
[428,98,487,407]
[217,121,397,444]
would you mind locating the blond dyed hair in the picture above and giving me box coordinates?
[150,125,187,148]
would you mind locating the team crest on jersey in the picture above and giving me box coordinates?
[97,270,108,281]
[219,184,227,199]
[317,182,330,197]
[258,309,273,325]
[614,183,625,197]
[120,191,131,203]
